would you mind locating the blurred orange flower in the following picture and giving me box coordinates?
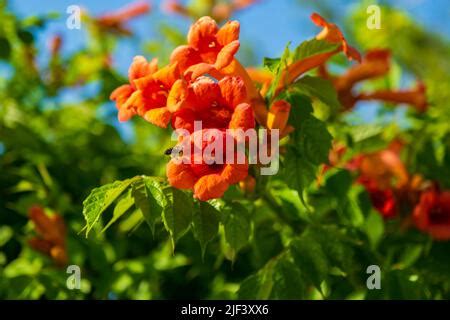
[239,175,256,194]
[331,49,391,109]
[413,189,450,240]
[359,177,398,218]
[358,82,428,113]
[357,147,409,190]
[96,1,151,35]
[28,206,68,267]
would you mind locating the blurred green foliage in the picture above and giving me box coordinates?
[1,0,450,300]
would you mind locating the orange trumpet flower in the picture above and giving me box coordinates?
[358,82,428,113]
[274,13,361,97]
[166,129,248,201]
[28,206,68,267]
[334,49,390,91]
[110,56,181,127]
[170,16,240,75]
[310,13,361,62]
[169,76,255,133]
[266,100,294,137]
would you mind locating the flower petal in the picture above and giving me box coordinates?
[167,79,189,113]
[216,20,240,46]
[128,56,158,83]
[228,103,255,130]
[143,107,172,128]
[187,16,219,49]
[215,40,240,70]
[219,76,246,109]
[267,100,291,131]
[171,108,196,132]
[193,174,229,201]
[110,84,134,107]
[221,162,248,185]
[190,76,221,110]
[166,160,197,189]
[184,62,217,80]
[152,62,180,88]
[170,45,202,72]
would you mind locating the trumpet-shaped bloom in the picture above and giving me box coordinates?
[311,13,361,62]
[110,56,180,127]
[169,76,255,132]
[170,16,240,75]
[96,1,151,35]
[166,129,248,201]
[333,49,391,109]
[334,49,391,91]
[266,100,294,137]
[358,82,428,112]
[28,206,68,266]
[413,190,450,240]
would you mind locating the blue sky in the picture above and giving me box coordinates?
[5,0,449,132]
[8,0,450,74]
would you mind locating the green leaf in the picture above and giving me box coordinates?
[263,39,338,101]
[161,187,193,246]
[222,202,251,259]
[364,209,385,249]
[283,149,317,196]
[290,230,329,292]
[315,226,359,280]
[338,185,367,228]
[270,256,305,299]
[264,43,291,100]
[324,169,352,199]
[299,116,333,165]
[251,220,284,267]
[281,92,332,197]
[292,76,341,110]
[132,177,165,234]
[102,189,135,232]
[263,57,281,72]
[0,37,11,60]
[238,259,275,299]
[292,39,339,61]
[394,245,423,270]
[193,201,220,257]
[82,177,138,236]
[17,30,34,45]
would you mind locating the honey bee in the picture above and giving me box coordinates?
[164,146,183,157]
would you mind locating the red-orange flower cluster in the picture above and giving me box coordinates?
[171,16,240,77]
[326,141,450,240]
[167,129,248,200]
[111,16,257,200]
